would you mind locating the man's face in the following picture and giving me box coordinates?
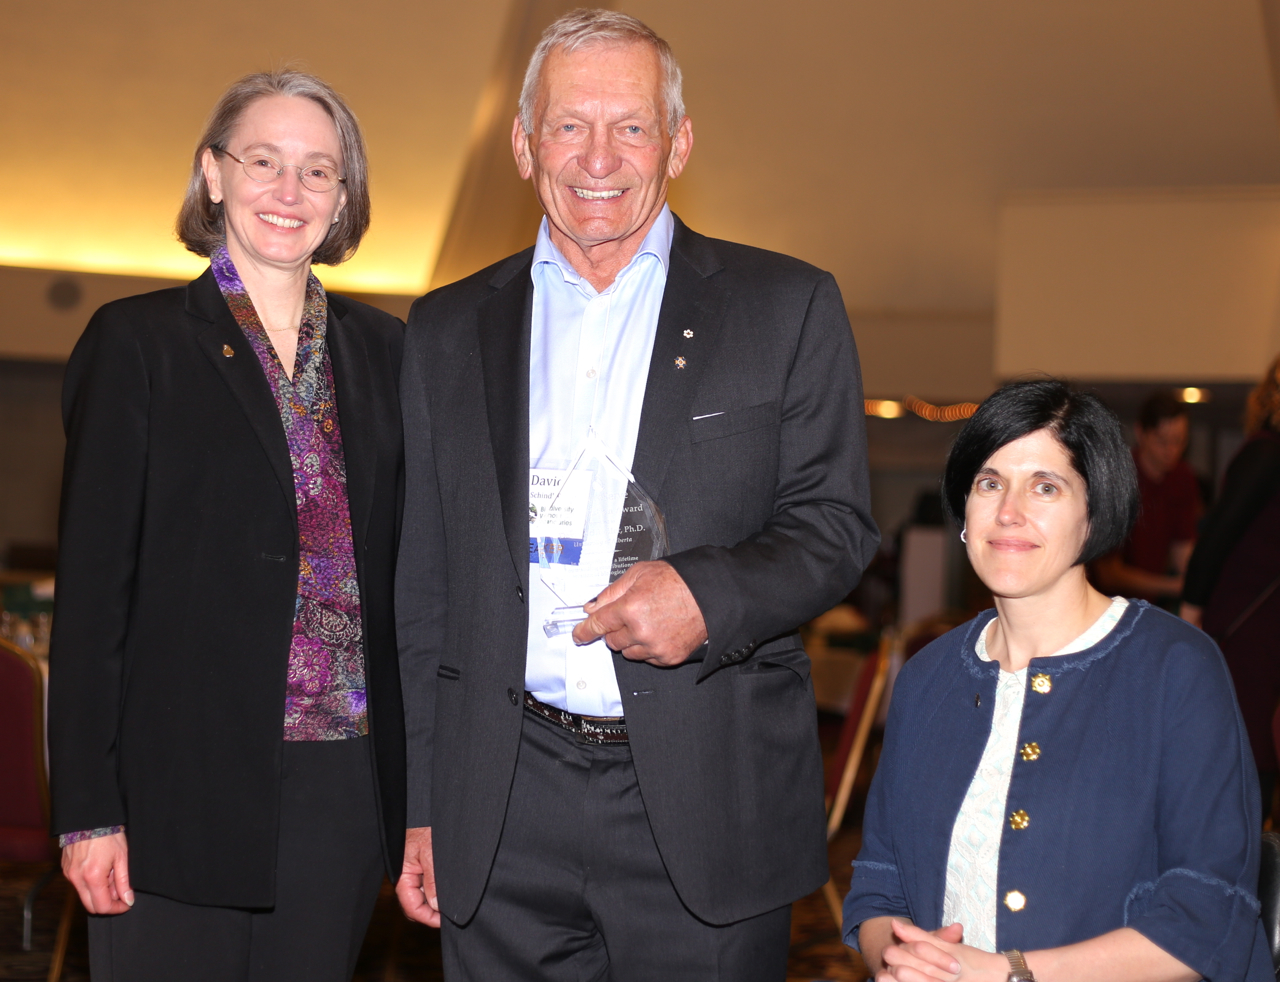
[1136,415,1189,479]
[514,41,692,257]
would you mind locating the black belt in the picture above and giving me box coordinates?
[523,691,628,744]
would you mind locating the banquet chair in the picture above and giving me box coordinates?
[819,629,894,938]
[818,614,966,941]
[1260,831,1280,977]
[0,636,74,981]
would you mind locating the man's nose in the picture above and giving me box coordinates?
[581,131,621,177]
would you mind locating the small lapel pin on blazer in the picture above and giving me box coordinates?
[683,329,693,338]
[674,356,687,369]
[222,344,235,358]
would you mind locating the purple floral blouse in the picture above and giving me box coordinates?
[211,247,369,741]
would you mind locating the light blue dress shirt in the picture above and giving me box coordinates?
[525,205,674,716]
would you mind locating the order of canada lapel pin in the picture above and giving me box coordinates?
[222,344,235,358]
[683,329,693,338]
[674,356,687,369]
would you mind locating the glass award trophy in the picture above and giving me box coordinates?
[536,434,668,638]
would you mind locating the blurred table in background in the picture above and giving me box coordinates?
[0,574,54,665]
[804,604,879,714]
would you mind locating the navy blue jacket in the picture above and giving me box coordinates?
[844,602,1271,981]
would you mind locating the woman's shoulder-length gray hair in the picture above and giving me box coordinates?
[176,69,370,266]
[518,8,685,137]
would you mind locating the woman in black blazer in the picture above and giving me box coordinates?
[48,70,405,982]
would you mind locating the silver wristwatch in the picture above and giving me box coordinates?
[1001,949,1036,982]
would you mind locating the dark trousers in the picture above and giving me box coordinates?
[442,711,792,982]
[88,736,384,982]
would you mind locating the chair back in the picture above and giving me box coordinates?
[1261,832,1280,977]
[0,637,54,862]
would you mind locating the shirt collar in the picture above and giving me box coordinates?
[532,204,674,295]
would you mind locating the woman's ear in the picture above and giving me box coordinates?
[200,147,224,205]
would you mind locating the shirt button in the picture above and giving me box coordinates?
[508,688,519,706]
[1004,890,1027,912]
[585,367,597,379]
[1008,809,1030,830]
[576,680,587,690]
[1020,742,1041,761]
[1031,673,1052,694]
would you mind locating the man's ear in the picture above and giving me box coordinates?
[512,116,534,181]
[666,115,693,180]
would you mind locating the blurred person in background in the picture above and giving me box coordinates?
[48,70,405,982]
[1092,389,1200,608]
[846,379,1268,982]
[1183,355,1280,821]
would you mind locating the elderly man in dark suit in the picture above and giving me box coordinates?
[395,9,878,980]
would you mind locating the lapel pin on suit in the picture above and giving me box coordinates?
[222,344,235,358]
[675,356,687,369]
[683,329,693,338]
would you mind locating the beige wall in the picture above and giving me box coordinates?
[0,265,418,362]
[0,266,181,362]
[996,187,1280,381]
[0,362,64,551]
[853,310,993,403]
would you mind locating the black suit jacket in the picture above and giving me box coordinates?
[47,269,406,907]
[397,218,878,925]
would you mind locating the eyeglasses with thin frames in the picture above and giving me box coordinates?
[211,146,345,193]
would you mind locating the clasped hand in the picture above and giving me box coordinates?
[879,920,1008,982]
[570,560,707,666]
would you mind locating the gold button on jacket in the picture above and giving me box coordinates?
[1031,673,1052,694]
[1009,809,1030,830]
[1004,890,1027,912]
[1020,742,1040,761]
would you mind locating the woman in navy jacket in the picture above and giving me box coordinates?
[844,379,1270,982]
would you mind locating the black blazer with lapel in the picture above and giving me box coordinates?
[398,217,879,925]
[48,269,406,907]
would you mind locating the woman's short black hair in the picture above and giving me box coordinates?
[942,378,1138,566]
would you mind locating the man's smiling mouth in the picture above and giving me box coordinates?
[570,187,624,200]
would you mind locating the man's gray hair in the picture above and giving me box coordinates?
[518,8,685,138]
